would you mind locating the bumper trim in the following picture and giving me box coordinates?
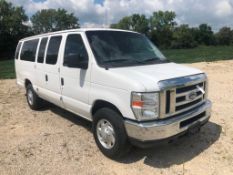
[129,117,209,148]
[124,100,211,142]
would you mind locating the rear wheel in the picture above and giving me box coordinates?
[93,108,131,159]
[26,84,44,110]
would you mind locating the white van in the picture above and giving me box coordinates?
[15,28,211,158]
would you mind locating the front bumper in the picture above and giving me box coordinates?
[124,100,211,142]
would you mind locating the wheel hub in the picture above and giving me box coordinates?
[96,119,116,149]
[27,89,34,105]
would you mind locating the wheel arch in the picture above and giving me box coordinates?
[91,100,123,119]
[24,79,32,88]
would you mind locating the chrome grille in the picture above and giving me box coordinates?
[159,74,207,119]
[175,82,205,112]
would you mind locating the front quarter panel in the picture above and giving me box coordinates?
[89,82,136,120]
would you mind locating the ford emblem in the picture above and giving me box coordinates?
[188,92,197,101]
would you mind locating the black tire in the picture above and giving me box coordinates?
[93,108,131,159]
[26,84,44,110]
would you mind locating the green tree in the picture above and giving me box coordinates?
[171,24,198,49]
[215,27,233,45]
[110,16,131,30]
[196,24,215,45]
[31,9,79,34]
[130,14,149,34]
[0,0,29,58]
[110,14,149,34]
[149,11,176,48]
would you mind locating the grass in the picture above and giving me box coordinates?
[162,45,233,63]
[0,59,15,79]
[1,45,233,79]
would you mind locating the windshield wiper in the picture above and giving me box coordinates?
[138,58,169,64]
[103,58,132,63]
[102,57,169,69]
[102,58,135,69]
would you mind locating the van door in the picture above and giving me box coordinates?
[18,39,39,86]
[35,37,48,99]
[43,35,63,107]
[60,33,91,119]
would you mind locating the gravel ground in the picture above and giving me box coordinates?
[0,60,233,175]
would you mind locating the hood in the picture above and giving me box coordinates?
[108,62,203,91]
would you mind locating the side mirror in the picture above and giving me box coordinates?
[64,53,88,69]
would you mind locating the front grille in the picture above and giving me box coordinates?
[159,74,207,119]
[175,81,205,113]
[176,82,203,93]
[165,90,171,113]
[176,98,202,111]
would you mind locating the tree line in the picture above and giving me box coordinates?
[110,11,233,49]
[0,0,79,58]
[1,0,233,59]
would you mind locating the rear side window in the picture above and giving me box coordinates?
[37,37,48,63]
[20,39,39,62]
[64,34,88,66]
[15,42,22,59]
[46,36,62,65]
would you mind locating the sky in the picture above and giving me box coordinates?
[8,0,233,30]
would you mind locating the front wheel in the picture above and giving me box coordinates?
[93,108,131,159]
[26,84,44,110]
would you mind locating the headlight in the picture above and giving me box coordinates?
[131,92,159,121]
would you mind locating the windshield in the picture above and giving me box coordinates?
[85,31,167,68]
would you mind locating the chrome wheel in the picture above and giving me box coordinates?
[27,89,34,106]
[96,119,116,149]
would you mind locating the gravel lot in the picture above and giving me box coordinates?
[0,60,233,175]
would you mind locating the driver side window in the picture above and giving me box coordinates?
[64,34,88,67]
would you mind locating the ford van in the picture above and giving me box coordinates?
[15,28,212,159]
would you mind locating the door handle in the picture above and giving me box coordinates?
[61,78,64,86]
[45,74,48,82]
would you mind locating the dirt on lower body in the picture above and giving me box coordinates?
[0,60,233,175]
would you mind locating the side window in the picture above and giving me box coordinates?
[37,37,48,63]
[20,39,39,62]
[46,36,62,65]
[15,42,22,59]
[64,34,88,67]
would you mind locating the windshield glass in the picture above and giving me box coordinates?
[85,31,167,68]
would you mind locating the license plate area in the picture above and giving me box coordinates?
[180,111,206,128]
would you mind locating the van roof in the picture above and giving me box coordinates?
[19,28,138,41]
